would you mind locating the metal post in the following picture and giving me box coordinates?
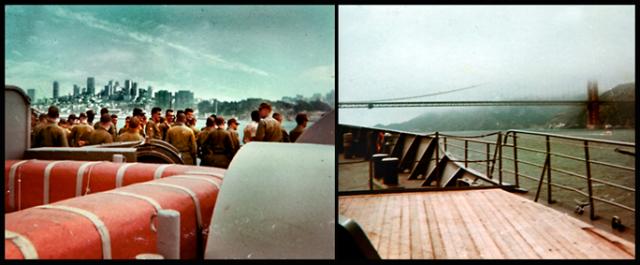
[157,209,181,259]
[498,133,503,186]
[464,140,468,168]
[369,158,373,191]
[444,137,447,152]
[486,143,490,178]
[534,157,549,202]
[512,132,519,187]
[584,141,596,220]
[545,135,553,204]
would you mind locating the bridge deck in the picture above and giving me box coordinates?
[339,188,634,259]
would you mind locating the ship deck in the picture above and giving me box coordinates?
[339,188,635,259]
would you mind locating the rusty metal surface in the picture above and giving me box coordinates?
[205,142,334,259]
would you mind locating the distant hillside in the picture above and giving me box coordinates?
[381,82,635,132]
[548,82,635,128]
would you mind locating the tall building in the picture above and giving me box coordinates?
[174,90,195,110]
[73,84,80,97]
[154,90,172,109]
[87,77,95,96]
[148,86,153,99]
[131,82,138,98]
[53,81,59,99]
[27,89,36,102]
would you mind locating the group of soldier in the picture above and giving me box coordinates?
[30,102,309,169]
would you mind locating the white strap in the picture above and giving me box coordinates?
[144,182,203,229]
[184,170,224,179]
[105,191,162,212]
[36,205,112,259]
[75,162,101,197]
[8,160,30,210]
[115,163,138,187]
[43,161,65,204]
[5,230,39,259]
[169,175,221,190]
[153,164,173,179]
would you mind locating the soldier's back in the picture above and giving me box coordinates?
[89,127,114,145]
[167,125,197,164]
[203,128,233,168]
[256,117,283,142]
[289,125,305,142]
[116,131,144,142]
[35,123,69,147]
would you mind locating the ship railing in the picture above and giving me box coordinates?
[440,129,635,223]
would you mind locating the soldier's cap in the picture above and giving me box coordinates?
[228,118,239,125]
[133,108,146,116]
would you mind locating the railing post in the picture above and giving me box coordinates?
[546,135,554,204]
[584,140,596,220]
[513,132,519,187]
[369,156,373,191]
[444,137,447,152]
[498,132,503,186]
[486,143,490,179]
[435,132,440,165]
[464,140,468,168]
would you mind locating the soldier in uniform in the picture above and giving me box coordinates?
[88,114,115,145]
[116,116,145,142]
[272,112,289,142]
[86,109,96,127]
[254,102,283,142]
[31,113,48,148]
[159,109,174,140]
[289,113,308,143]
[59,118,72,137]
[132,108,147,138]
[33,105,69,147]
[227,118,241,156]
[69,112,94,147]
[197,117,216,164]
[118,116,131,136]
[145,107,162,140]
[111,114,119,137]
[242,111,259,144]
[94,108,117,138]
[202,116,234,168]
[184,108,200,135]
[166,113,197,165]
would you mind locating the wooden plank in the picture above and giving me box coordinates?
[377,195,393,259]
[482,189,564,259]
[452,191,505,259]
[495,189,583,259]
[446,191,482,258]
[432,191,469,258]
[474,190,541,259]
[399,194,411,259]
[388,195,401,259]
[423,193,446,258]
[368,194,386,250]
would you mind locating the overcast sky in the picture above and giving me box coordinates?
[5,5,334,101]
[339,5,635,126]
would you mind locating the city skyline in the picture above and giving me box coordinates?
[6,5,335,102]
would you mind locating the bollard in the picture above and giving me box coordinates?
[157,209,181,259]
[371,154,389,180]
[380,157,399,186]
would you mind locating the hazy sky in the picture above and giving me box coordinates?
[339,5,635,126]
[5,5,334,101]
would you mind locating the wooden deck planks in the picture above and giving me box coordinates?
[338,188,635,259]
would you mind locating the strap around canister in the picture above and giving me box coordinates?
[143,182,203,229]
[36,205,112,259]
[115,163,138,187]
[8,160,30,210]
[105,191,163,212]
[184,170,224,179]
[5,230,39,259]
[75,162,101,197]
[153,164,173,180]
[168,175,221,190]
[43,161,66,204]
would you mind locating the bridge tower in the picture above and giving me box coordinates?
[586,80,600,129]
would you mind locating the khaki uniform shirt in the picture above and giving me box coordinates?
[196,127,215,159]
[116,129,145,142]
[228,128,240,155]
[166,123,197,165]
[202,128,233,168]
[158,122,170,141]
[289,125,305,143]
[254,117,283,142]
[94,122,117,140]
[145,120,162,140]
[69,123,94,147]
[34,122,69,147]
[88,126,114,145]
